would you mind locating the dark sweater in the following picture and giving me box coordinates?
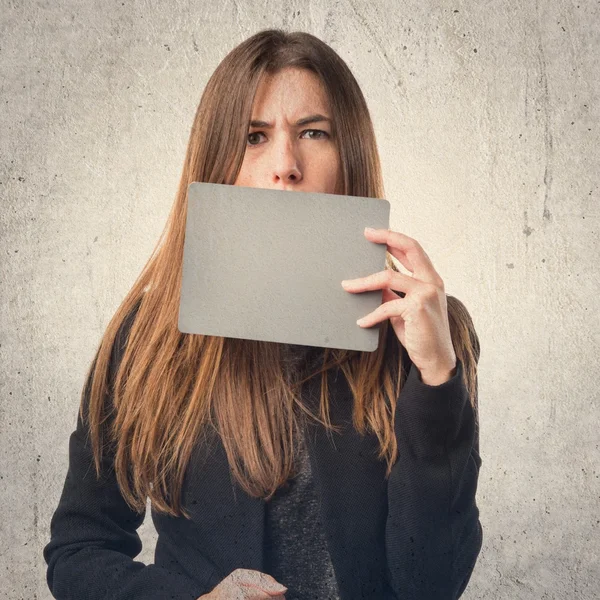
[264,421,341,600]
[43,306,483,600]
[262,343,341,599]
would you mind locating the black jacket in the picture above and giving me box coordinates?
[44,309,482,600]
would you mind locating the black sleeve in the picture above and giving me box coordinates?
[43,308,206,600]
[385,358,483,599]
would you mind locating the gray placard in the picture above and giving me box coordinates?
[178,182,390,352]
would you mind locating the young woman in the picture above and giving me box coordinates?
[44,29,482,600]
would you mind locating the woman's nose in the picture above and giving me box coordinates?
[270,138,302,184]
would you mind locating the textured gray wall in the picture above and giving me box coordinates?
[1,1,599,599]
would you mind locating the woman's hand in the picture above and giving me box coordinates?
[341,227,457,386]
[198,568,287,599]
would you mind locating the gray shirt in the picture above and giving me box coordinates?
[262,344,341,600]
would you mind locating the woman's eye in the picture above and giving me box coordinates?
[247,132,264,145]
[246,129,330,146]
[301,129,329,140]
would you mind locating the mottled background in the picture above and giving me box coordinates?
[1,1,598,598]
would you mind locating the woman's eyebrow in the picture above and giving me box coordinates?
[248,114,332,128]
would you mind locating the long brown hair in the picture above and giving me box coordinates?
[82,28,480,519]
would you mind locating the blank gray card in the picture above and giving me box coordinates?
[178,182,390,352]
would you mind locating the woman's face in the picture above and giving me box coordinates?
[233,67,342,195]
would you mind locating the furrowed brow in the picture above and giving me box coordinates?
[248,114,332,128]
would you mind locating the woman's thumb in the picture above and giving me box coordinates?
[261,575,287,594]
[232,568,288,595]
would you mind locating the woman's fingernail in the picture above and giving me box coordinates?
[364,227,375,233]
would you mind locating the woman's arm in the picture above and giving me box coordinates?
[43,312,209,600]
[385,358,483,600]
